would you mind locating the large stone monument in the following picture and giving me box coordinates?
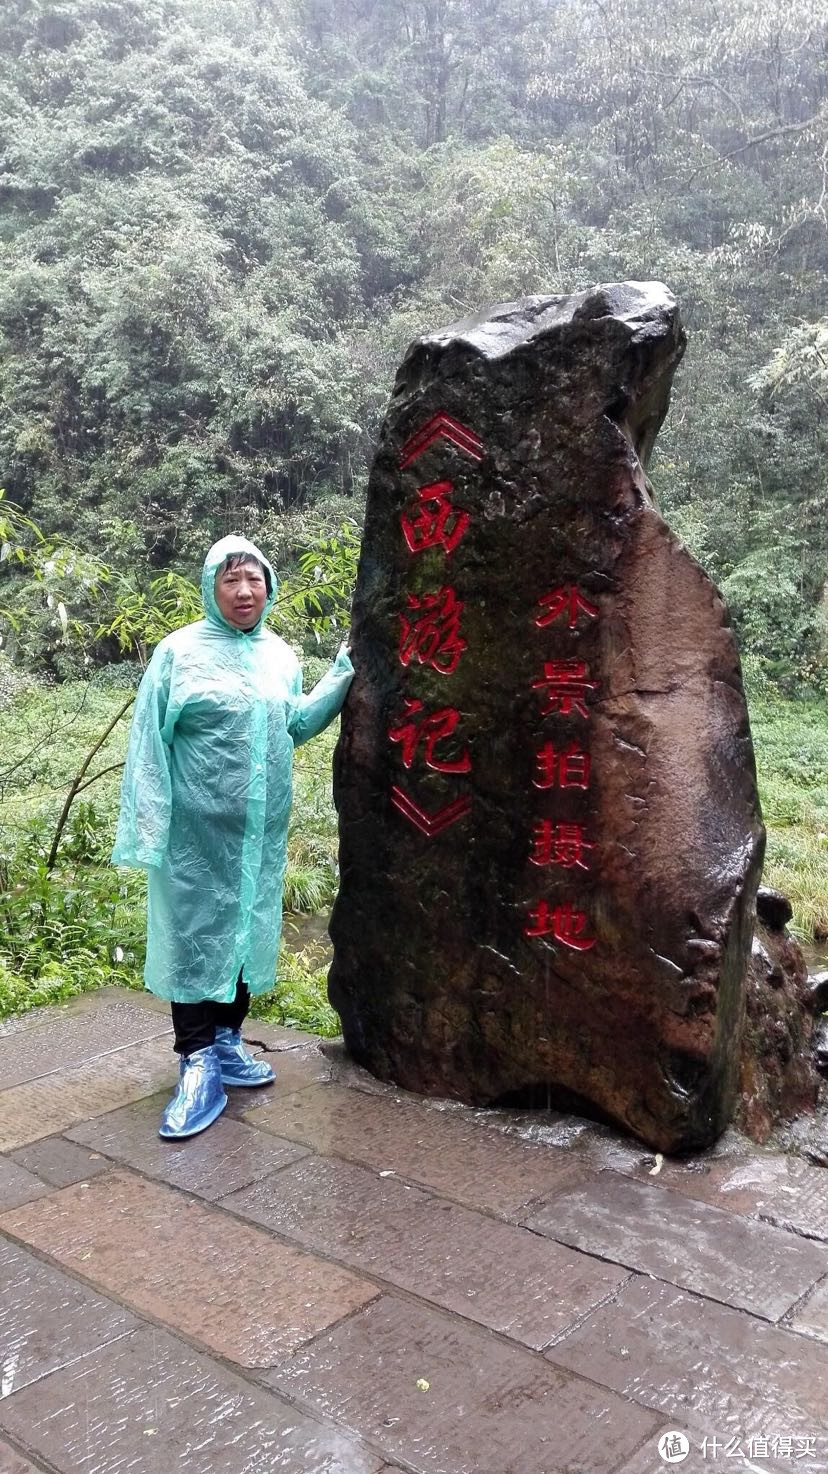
[329,282,817,1154]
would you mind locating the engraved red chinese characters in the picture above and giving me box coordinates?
[400,481,470,557]
[398,587,467,675]
[533,741,591,790]
[529,821,594,870]
[532,659,599,719]
[534,585,599,630]
[388,699,471,774]
[524,899,597,950]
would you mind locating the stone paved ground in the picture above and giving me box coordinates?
[0,987,826,1474]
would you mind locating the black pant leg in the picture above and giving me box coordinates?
[211,972,251,1033]
[170,1001,216,1057]
[171,973,250,1055]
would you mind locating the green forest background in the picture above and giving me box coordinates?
[1,0,826,1021]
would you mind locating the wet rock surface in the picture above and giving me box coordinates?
[738,913,819,1138]
[330,282,767,1153]
[0,988,825,1473]
[805,970,828,1015]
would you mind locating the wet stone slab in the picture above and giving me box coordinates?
[8,1135,111,1189]
[524,1173,826,1319]
[548,1277,828,1452]
[0,1439,48,1474]
[0,1325,383,1474]
[610,1149,828,1242]
[0,1037,174,1152]
[67,1095,309,1200]
[266,1294,659,1474]
[0,1167,378,1368]
[223,1154,628,1350]
[0,1014,41,1040]
[0,1157,51,1211]
[0,1236,136,1394]
[789,1277,828,1343]
[244,1083,589,1219]
[0,997,170,1088]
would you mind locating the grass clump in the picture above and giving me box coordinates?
[749,692,828,943]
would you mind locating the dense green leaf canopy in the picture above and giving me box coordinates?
[0,0,826,682]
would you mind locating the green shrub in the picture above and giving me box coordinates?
[250,943,340,1037]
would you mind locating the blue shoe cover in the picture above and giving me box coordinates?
[159,1046,227,1139]
[214,1026,275,1087]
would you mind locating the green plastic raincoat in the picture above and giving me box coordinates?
[112,534,354,1004]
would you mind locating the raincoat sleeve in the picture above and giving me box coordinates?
[111,644,175,869]
[287,644,354,748]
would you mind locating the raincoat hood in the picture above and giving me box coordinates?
[201,534,278,635]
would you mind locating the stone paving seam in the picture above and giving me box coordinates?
[253,1346,646,1470]
[607,1425,677,1474]
[756,1207,828,1245]
[263,1292,664,1474]
[778,1268,828,1329]
[10,1028,174,1087]
[536,1271,638,1349]
[0,1154,54,1211]
[63,1098,314,1202]
[0,1237,142,1394]
[0,1213,259,1358]
[0,998,175,1090]
[218,1146,824,1354]
[217,1156,638,1351]
[237,1077,828,1247]
[255,1280,820,1474]
[592,1152,828,1246]
[210,1189,587,1353]
[0,1169,382,1373]
[544,1274,828,1454]
[224,1137,576,1229]
[1,1325,141,1396]
[0,1215,393,1467]
[0,1431,61,1474]
[519,1174,828,1323]
[239,1353,422,1461]
[517,1217,826,1330]
[246,1282,675,1441]
[12,1186,808,1468]
[536,1266,828,1421]
[0,1323,389,1474]
[235,1086,604,1228]
[0,1037,176,1152]
[0,1247,384,1388]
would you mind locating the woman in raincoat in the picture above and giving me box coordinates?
[113,534,354,1139]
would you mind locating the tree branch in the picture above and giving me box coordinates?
[75,761,126,797]
[723,112,826,160]
[685,111,825,183]
[46,694,135,872]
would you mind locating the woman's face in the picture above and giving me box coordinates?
[214,558,268,629]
